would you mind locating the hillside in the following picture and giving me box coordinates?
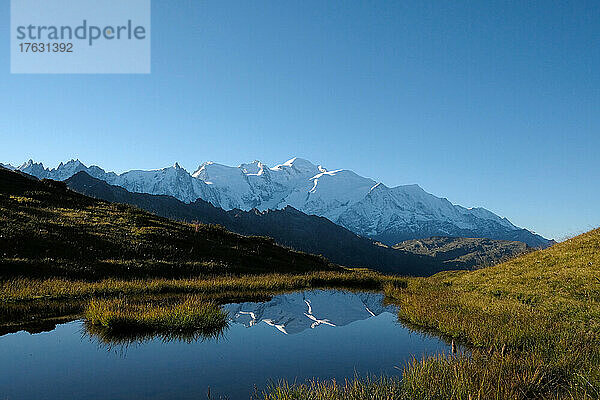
[65,171,439,275]
[447,227,600,308]
[393,236,531,269]
[389,227,600,398]
[0,168,338,279]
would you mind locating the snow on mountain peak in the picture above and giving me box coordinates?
[283,157,309,166]
[239,160,266,176]
[19,159,41,169]
[194,162,242,180]
[0,163,16,171]
[192,162,211,178]
[274,157,318,172]
[368,182,385,193]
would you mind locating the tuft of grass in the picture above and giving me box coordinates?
[399,352,570,400]
[258,352,581,400]
[257,376,404,400]
[84,295,228,338]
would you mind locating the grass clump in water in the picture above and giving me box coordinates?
[84,295,228,337]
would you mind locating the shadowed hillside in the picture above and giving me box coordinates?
[0,168,339,279]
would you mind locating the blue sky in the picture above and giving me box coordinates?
[1,1,599,239]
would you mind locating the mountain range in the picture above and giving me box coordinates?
[64,171,532,274]
[10,158,553,248]
[64,171,437,274]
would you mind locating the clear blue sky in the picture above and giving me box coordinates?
[1,1,599,240]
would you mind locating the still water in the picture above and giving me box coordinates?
[0,290,451,399]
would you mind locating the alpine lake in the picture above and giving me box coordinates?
[0,290,453,400]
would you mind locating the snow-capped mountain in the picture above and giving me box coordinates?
[0,163,15,171]
[16,158,552,247]
[224,290,395,335]
[18,159,218,204]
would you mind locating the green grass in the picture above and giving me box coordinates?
[84,295,228,340]
[0,270,398,302]
[259,353,576,400]
[258,376,404,400]
[263,228,600,399]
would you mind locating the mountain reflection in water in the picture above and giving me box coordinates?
[0,290,451,400]
[224,290,396,335]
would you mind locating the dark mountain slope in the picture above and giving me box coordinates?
[0,168,339,279]
[65,171,440,275]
